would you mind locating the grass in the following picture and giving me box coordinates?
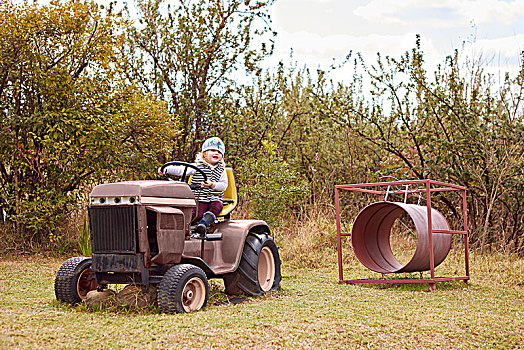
[0,249,523,349]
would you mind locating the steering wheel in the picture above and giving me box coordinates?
[160,161,207,188]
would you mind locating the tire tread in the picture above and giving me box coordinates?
[224,232,282,296]
[158,264,209,314]
[54,257,92,305]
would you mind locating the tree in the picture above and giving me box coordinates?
[316,38,524,253]
[123,0,275,161]
[237,139,309,227]
[0,1,176,247]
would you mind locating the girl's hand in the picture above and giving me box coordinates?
[202,180,215,189]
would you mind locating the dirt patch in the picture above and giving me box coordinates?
[85,285,157,310]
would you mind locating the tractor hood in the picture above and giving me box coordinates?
[90,181,196,206]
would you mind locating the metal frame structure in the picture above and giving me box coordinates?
[335,179,470,291]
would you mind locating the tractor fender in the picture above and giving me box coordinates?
[204,219,270,275]
[179,256,213,276]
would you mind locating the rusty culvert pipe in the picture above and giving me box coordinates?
[351,202,452,273]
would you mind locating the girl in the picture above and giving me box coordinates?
[160,137,228,235]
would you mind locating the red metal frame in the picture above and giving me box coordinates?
[335,179,470,291]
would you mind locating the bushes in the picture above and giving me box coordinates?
[307,41,524,254]
[1,3,523,256]
[236,140,309,227]
[0,1,176,248]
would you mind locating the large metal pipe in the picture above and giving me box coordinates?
[351,202,452,273]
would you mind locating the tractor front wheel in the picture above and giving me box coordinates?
[158,264,209,313]
[224,232,282,296]
[55,257,98,305]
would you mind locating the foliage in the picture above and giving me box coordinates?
[275,66,381,200]
[123,0,275,161]
[223,64,380,206]
[0,1,176,247]
[313,37,524,253]
[218,65,287,168]
[236,140,309,227]
[1,0,523,257]
[78,216,91,257]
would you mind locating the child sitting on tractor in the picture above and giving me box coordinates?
[159,137,228,236]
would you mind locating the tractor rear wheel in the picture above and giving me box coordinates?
[158,264,209,313]
[224,232,282,296]
[55,257,98,305]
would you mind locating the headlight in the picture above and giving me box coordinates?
[90,196,138,205]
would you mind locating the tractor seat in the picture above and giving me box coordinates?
[218,168,238,219]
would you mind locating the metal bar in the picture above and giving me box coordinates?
[337,179,463,189]
[423,187,463,193]
[339,276,470,284]
[429,180,467,190]
[334,186,383,194]
[433,229,468,235]
[335,187,344,282]
[384,185,391,201]
[463,189,470,281]
[337,180,465,190]
[338,180,429,187]
[340,279,435,284]
[434,276,469,282]
[426,180,436,291]
[398,187,458,194]
[336,186,462,197]
[341,187,460,195]
[340,233,352,237]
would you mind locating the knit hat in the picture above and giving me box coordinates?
[201,137,225,155]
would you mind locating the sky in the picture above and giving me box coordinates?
[21,0,524,83]
[266,0,524,82]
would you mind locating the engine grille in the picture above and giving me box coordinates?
[89,206,137,253]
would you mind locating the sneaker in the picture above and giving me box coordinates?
[195,223,207,236]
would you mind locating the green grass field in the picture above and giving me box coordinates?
[0,250,523,349]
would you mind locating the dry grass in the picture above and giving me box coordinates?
[1,205,524,349]
[0,250,523,349]
[277,207,339,268]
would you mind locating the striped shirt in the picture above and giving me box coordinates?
[164,158,227,202]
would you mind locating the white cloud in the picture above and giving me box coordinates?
[227,0,524,84]
[268,30,446,81]
[354,0,524,27]
[269,21,524,84]
[474,34,524,58]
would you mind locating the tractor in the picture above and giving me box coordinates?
[54,162,282,313]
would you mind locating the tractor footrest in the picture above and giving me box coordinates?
[205,233,223,241]
[190,232,223,241]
